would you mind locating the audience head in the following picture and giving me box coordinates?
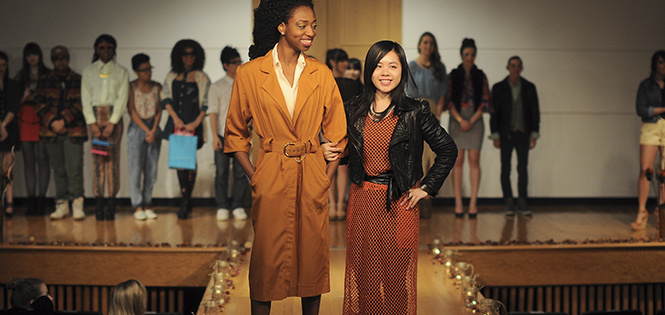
[345,58,362,81]
[249,0,315,60]
[131,53,152,82]
[170,39,205,74]
[651,50,665,78]
[93,34,117,63]
[7,278,49,309]
[220,46,241,77]
[460,38,477,69]
[109,279,147,315]
[0,51,9,82]
[417,32,445,81]
[51,46,70,74]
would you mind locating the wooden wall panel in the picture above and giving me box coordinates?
[482,283,665,315]
[0,246,223,287]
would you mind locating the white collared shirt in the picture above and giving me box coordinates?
[272,43,306,118]
[208,75,234,135]
[81,59,129,124]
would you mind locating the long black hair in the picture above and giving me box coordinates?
[18,42,49,89]
[651,50,665,78]
[417,32,445,81]
[170,39,205,74]
[92,34,117,63]
[0,51,9,83]
[349,40,413,124]
[249,0,314,60]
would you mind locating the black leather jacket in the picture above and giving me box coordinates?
[346,96,458,199]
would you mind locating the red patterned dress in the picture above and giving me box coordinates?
[343,112,419,315]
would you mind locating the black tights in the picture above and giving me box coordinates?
[177,169,197,198]
[251,295,321,315]
[21,141,49,197]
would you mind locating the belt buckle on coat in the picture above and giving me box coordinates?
[284,142,307,162]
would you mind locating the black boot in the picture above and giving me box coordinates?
[106,197,116,221]
[177,197,190,220]
[24,196,37,216]
[95,197,105,221]
[517,198,532,216]
[35,196,46,216]
[504,197,515,216]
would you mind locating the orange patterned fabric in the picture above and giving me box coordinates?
[343,112,419,315]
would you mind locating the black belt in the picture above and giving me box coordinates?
[364,172,394,212]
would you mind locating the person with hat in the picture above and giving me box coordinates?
[34,46,88,220]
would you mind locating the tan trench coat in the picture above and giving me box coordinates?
[224,50,348,301]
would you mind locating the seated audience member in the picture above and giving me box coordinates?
[108,279,147,315]
[2,278,53,315]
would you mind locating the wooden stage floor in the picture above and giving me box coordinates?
[1,203,657,247]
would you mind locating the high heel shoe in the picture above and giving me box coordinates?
[631,210,649,230]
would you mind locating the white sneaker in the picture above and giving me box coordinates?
[232,208,248,221]
[144,209,157,219]
[50,200,70,220]
[72,197,85,220]
[217,208,230,221]
[134,210,147,220]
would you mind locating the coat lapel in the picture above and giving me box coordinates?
[292,56,318,124]
[260,51,293,125]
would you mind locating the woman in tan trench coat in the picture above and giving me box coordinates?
[223,1,347,314]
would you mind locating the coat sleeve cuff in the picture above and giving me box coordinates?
[531,131,541,140]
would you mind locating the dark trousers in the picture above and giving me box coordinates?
[214,135,248,209]
[500,130,529,199]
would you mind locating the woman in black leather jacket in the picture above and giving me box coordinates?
[323,40,456,315]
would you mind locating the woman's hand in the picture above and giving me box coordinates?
[460,119,473,132]
[400,188,429,210]
[174,117,185,130]
[89,123,102,139]
[184,121,198,133]
[0,125,7,141]
[145,129,156,143]
[321,142,343,161]
[102,123,115,138]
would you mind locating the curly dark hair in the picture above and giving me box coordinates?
[92,34,117,63]
[417,32,446,82]
[249,0,314,60]
[170,39,205,74]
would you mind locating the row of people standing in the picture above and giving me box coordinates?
[407,32,541,217]
[0,35,249,222]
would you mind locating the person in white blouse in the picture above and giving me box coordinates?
[208,46,248,221]
[81,34,129,221]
